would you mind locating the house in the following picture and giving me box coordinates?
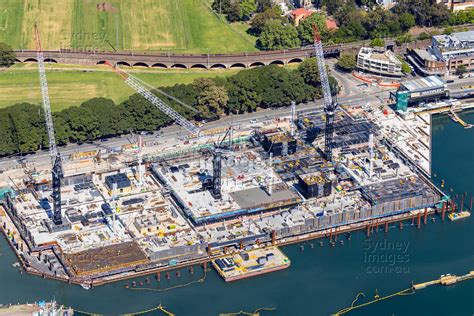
[290,8,313,26]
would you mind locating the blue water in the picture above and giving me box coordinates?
[0,112,473,315]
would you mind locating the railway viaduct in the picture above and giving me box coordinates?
[14,39,429,69]
[14,43,363,69]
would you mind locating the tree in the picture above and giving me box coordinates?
[323,0,346,15]
[0,109,17,155]
[297,14,328,45]
[392,0,451,27]
[399,13,415,31]
[449,9,474,25]
[250,8,281,35]
[212,0,232,14]
[336,53,357,72]
[363,7,402,38]
[256,0,273,12]
[370,38,385,47]
[298,58,320,87]
[334,18,367,43]
[329,75,340,97]
[212,0,231,14]
[80,98,120,138]
[239,0,257,21]
[443,26,454,35]
[401,62,411,74]
[455,65,467,77]
[193,78,229,118]
[227,70,261,113]
[0,42,15,68]
[395,34,413,46]
[256,66,307,108]
[7,103,46,153]
[417,32,431,40]
[298,58,323,99]
[257,20,300,50]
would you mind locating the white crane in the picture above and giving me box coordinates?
[34,24,63,225]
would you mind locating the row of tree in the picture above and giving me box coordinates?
[0,60,339,156]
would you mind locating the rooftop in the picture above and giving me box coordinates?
[433,30,474,51]
[105,173,131,189]
[358,47,401,65]
[413,48,438,62]
[290,8,312,18]
[298,171,330,186]
[400,76,445,93]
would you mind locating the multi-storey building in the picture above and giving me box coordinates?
[431,30,474,75]
[357,47,403,77]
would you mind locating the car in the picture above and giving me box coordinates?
[249,119,258,124]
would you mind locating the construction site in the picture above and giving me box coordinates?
[0,26,467,288]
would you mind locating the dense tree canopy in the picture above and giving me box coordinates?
[257,19,301,50]
[392,0,451,27]
[249,7,282,35]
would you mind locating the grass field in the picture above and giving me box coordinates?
[0,63,239,111]
[0,0,256,53]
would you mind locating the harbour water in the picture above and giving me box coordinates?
[0,112,473,315]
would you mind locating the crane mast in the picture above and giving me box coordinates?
[211,127,232,199]
[34,25,63,225]
[312,24,337,161]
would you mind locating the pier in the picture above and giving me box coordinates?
[448,107,473,129]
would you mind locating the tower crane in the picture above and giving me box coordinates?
[34,25,63,225]
[312,24,337,161]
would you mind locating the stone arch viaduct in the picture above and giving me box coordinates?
[14,42,368,69]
